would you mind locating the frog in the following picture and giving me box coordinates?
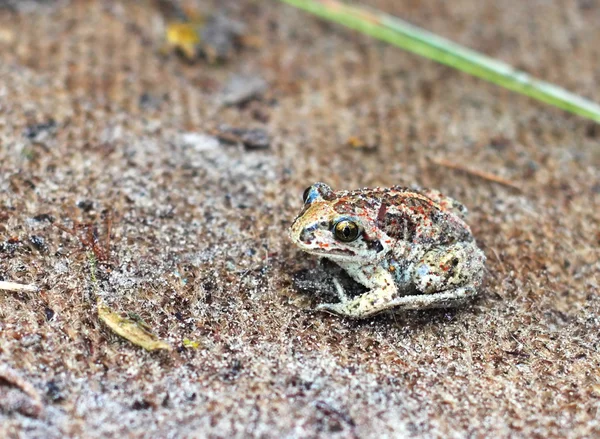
[289,182,486,318]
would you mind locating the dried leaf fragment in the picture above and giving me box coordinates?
[345,136,377,152]
[182,338,201,349]
[162,9,250,63]
[165,22,201,60]
[98,302,172,352]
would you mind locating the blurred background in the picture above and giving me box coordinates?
[0,1,598,438]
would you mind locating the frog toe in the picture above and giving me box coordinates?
[315,302,345,315]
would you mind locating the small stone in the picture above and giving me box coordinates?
[76,200,94,212]
[46,381,65,402]
[29,235,47,253]
[179,132,220,152]
[44,307,55,321]
[216,125,271,150]
[200,14,246,62]
[24,119,56,141]
[32,213,55,223]
[220,74,267,106]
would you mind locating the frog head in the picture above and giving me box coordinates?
[289,183,389,263]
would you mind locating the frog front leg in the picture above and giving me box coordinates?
[316,242,484,319]
[317,278,479,318]
[316,266,399,318]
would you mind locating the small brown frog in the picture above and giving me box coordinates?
[289,183,486,318]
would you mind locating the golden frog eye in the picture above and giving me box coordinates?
[333,219,360,242]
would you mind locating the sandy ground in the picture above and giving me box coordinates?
[0,0,599,437]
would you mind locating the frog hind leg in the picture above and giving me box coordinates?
[385,285,478,310]
[317,284,478,318]
[412,242,485,295]
[316,242,484,319]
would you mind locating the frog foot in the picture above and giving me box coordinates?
[315,301,347,316]
[331,278,349,302]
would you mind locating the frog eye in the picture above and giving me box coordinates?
[302,186,312,203]
[333,219,360,242]
[302,182,334,204]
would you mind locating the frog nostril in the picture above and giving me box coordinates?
[299,228,314,243]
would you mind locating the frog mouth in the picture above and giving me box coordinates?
[290,225,359,258]
[300,246,358,258]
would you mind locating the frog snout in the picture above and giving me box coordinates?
[290,220,317,246]
[299,227,314,244]
[297,222,321,244]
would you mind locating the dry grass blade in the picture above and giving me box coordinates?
[0,281,39,293]
[279,0,600,124]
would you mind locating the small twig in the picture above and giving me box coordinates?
[105,210,112,260]
[53,221,109,262]
[0,281,39,293]
[489,246,508,274]
[430,157,522,191]
[88,252,99,296]
[0,366,44,418]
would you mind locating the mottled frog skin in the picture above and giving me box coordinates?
[289,183,486,318]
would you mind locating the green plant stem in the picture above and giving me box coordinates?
[279,0,600,123]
